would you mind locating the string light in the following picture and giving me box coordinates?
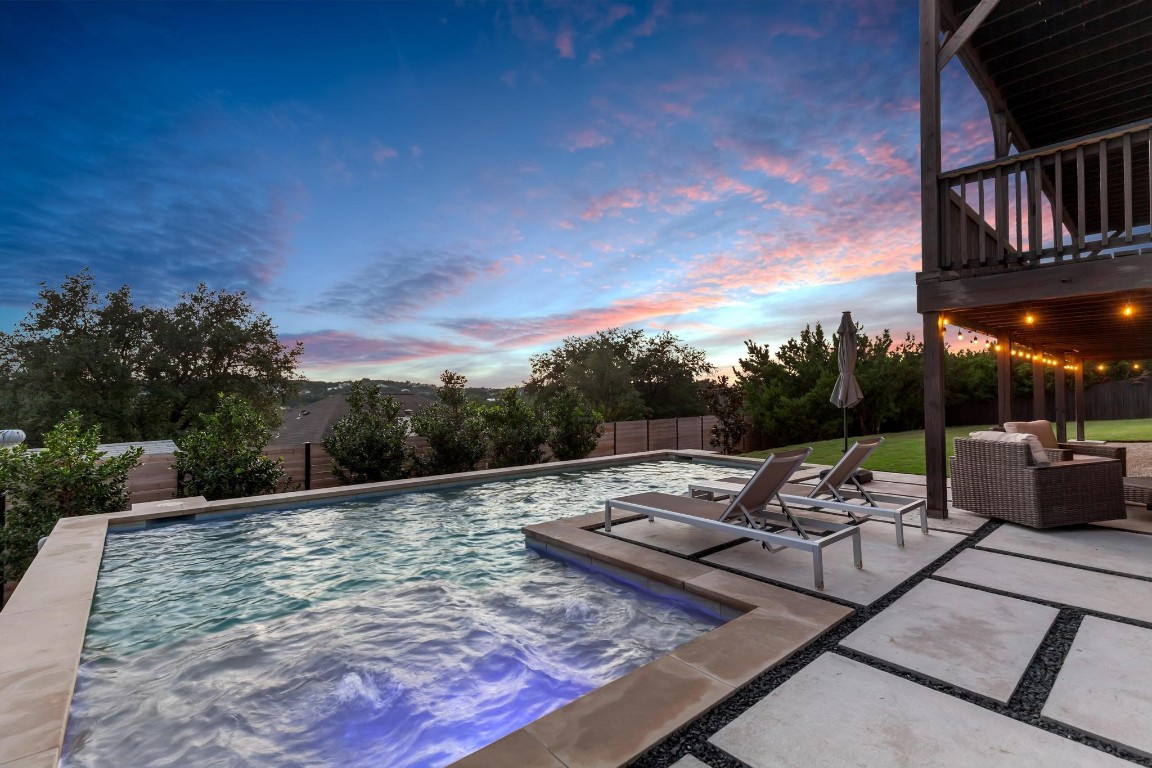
[1024,313,1035,325]
[1122,304,1135,318]
[1098,364,1106,372]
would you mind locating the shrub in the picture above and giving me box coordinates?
[174,394,284,501]
[324,381,413,483]
[702,376,747,454]
[544,388,604,461]
[0,411,141,581]
[410,371,488,476]
[484,388,548,468]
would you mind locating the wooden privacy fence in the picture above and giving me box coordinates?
[122,416,756,506]
[947,377,1151,427]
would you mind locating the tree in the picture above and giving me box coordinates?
[410,371,488,476]
[323,382,413,483]
[527,328,714,420]
[174,394,285,501]
[544,388,605,461]
[0,411,141,581]
[483,388,548,468]
[701,376,746,454]
[137,283,303,435]
[0,272,143,444]
[0,271,303,445]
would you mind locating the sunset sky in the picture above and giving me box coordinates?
[0,1,993,386]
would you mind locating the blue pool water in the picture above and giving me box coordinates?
[62,460,745,768]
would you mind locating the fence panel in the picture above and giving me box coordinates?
[647,418,678,450]
[676,417,704,450]
[588,422,616,457]
[614,421,649,454]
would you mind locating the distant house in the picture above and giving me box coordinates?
[273,392,435,445]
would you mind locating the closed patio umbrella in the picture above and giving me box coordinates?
[830,310,863,452]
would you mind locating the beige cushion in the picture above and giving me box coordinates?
[1003,420,1058,449]
[969,430,1050,466]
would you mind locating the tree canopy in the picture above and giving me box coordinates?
[526,328,714,420]
[0,271,303,445]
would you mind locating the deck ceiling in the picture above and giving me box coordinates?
[944,0,1152,236]
[947,286,1152,361]
[945,0,1152,151]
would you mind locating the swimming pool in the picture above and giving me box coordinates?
[62,460,746,768]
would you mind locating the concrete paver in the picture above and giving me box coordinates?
[710,653,1130,767]
[1043,616,1152,759]
[703,522,964,604]
[978,524,1152,579]
[669,757,709,768]
[840,579,1056,702]
[937,548,1152,624]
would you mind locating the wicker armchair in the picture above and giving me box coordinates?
[1004,420,1127,475]
[951,437,1126,527]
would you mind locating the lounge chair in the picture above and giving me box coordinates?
[604,448,862,591]
[689,437,929,548]
[1003,420,1127,475]
[951,434,1125,527]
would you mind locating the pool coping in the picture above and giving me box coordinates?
[0,450,847,767]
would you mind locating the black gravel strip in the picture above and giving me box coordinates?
[630,518,1151,767]
[969,542,1152,583]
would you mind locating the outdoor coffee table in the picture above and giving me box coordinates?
[1123,477,1152,509]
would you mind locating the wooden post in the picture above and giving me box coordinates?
[923,312,948,519]
[1075,360,1086,440]
[304,442,312,491]
[1032,354,1046,420]
[920,0,946,519]
[1054,358,1067,442]
[997,336,1012,425]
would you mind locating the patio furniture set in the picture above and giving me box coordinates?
[601,421,1144,592]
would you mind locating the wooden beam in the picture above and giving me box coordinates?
[921,0,942,273]
[938,0,999,72]
[997,335,1012,425]
[1054,356,1067,442]
[1032,354,1046,420]
[1074,359,1086,440]
[923,312,948,519]
[916,251,1152,312]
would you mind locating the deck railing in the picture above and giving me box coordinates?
[935,120,1152,274]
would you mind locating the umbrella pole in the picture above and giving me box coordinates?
[843,406,848,453]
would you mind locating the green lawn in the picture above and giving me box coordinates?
[744,417,1151,476]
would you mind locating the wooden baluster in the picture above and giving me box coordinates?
[978,169,986,265]
[1099,139,1109,248]
[1123,133,1132,243]
[1053,150,1063,257]
[1076,145,1086,251]
[1031,157,1042,257]
[1015,162,1023,258]
[959,177,968,267]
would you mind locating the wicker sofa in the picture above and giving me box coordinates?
[1004,419,1128,476]
[951,436,1126,527]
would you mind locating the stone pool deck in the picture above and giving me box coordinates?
[489,465,1152,768]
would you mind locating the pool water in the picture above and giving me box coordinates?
[63,460,746,768]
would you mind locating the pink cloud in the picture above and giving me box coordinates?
[372,145,398,164]
[580,187,649,220]
[441,290,733,349]
[563,128,613,151]
[741,153,807,184]
[555,27,575,58]
[286,331,477,369]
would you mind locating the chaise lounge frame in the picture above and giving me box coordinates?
[604,448,862,590]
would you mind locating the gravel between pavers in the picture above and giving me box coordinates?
[629,518,1152,768]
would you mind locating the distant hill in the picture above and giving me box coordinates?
[286,379,508,407]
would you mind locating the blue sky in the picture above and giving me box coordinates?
[0,1,992,386]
